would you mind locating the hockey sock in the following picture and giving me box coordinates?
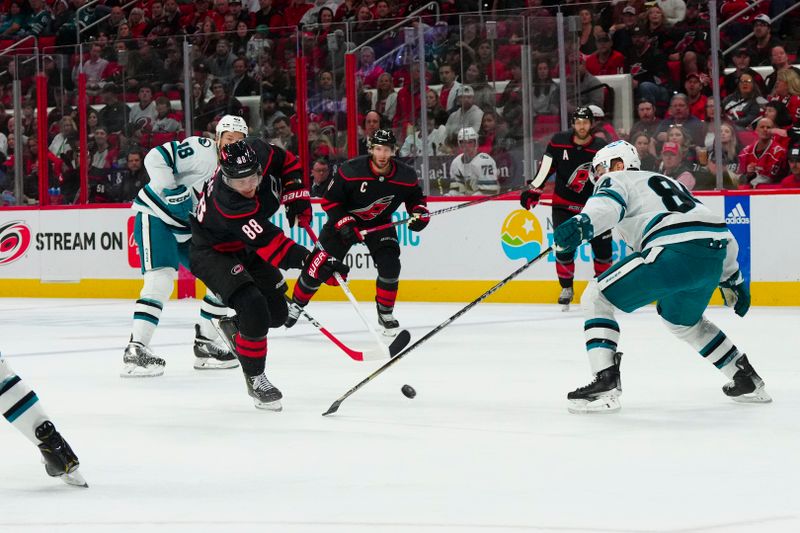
[131,268,174,345]
[234,334,267,376]
[581,282,620,373]
[375,275,399,312]
[292,273,322,307]
[555,256,575,288]
[0,357,49,445]
[666,316,744,378]
[131,298,163,345]
[198,292,227,339]
[593,257,612,277]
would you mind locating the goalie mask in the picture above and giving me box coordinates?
[591,140,641,182]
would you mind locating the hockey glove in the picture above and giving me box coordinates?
[519,187,543,210]
[334,215,363,246]
[163,185,192,223]
[303,249,350,284]
[407,205,430,232]
[282,187,312,228]
[553,213,594,253]
[719,272,750,317]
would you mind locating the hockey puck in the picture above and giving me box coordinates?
[401,384,416,399]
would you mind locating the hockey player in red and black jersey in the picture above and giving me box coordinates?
[520,107,610,308]
[285,129,429,335]
[190,140,347,411]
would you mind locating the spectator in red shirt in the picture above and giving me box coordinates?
[781,145,800,188]
[585,32,625,76]
[738,117,788,187]
[284,0,313,28]
[769,69,800,120]
[685,73,708,121]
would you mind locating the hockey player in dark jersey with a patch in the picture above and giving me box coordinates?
[285,129,430,335]
[190,140,345,411]
[521,107,610,309]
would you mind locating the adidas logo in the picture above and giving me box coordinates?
[725,203,750,224]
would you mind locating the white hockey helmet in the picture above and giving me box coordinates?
[457,127,478,142]
[591,140,640,181]
[215,114,249,142]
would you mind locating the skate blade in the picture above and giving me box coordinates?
[193,357,239,370]
[561,304,570,312]
[731,386,773,404]
[381,327,399,338]
[254,399,283,412]
[60,469,89,488]
[567,394,621,414]
[120,364,164,378]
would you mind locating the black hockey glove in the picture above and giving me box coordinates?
[519,187,543,210]
[303,249,350,284]
[407,205,430,232]
[334,215,363,246]
[281,187,312,228]
[719,272,750,317]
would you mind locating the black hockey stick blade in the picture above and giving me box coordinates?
[388,329,411,356]
[322,247,553,416]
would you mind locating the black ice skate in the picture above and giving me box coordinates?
[558,287,574,312]
[567,352,622,414]
[35,421,87,488]
[284,299,304,329]
[723,355,772,403]
[121,341,166,378]
[245,373,283,411]
[377,305,400,337]
[193,324,239,370]
[213,316,239,353]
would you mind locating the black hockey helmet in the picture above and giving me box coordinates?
[367,129,397,149]
[220,140,261,180]
[572,106,594,124]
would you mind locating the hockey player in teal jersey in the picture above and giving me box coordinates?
[123,115,250,377]
[1,352,86,487]
[553,140,771,413]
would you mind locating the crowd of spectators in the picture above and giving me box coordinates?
[1,0,800,204]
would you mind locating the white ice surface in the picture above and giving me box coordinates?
[0,298,798,533]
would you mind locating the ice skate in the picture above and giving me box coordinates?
[213,316,239,353]
[284,299,303,329]
[193,325,239,370]
[35,421,88,488]
[568,353,622,414]
[558,287,574,312]
[723,355,772,403]
[377,306,400,337]
[121,341,165,377]
[245,373,283,411]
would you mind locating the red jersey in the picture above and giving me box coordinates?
[584,51,625,76]
[738,139,788,183]
[780,173,800,189]
[688,94,707,121]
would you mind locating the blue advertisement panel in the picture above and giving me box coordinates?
[724,196,751,283]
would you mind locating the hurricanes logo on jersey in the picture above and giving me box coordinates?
[0,221,32,265]
[351,195,395,221]
[566,162,593,193]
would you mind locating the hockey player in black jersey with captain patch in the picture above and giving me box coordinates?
[190,140,345,411]
[285,129,429,335]
[520,106,610,309]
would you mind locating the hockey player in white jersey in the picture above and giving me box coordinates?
[553,140,771,413]
[448,127,499,195]
[123,115,250,377]
[1,352,86,487]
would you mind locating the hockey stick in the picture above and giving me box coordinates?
[322,246,553,416]
[285,297,388,362]
[359,154,553,237]
[302,224,411,359]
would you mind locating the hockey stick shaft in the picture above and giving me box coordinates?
[322,246,553,416]
[286,298,365,361]
[359,186,526,237]
[303,224,392,357]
